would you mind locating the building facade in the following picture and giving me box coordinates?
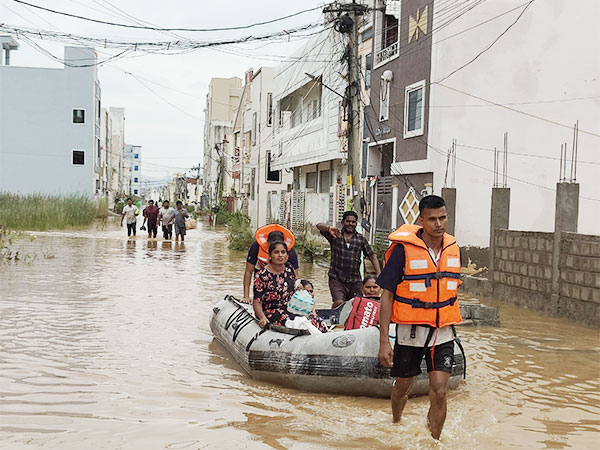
[368,0,600,246]
[0,40,101,196]
[270,27,350,233]
[125,144,142,196]
[203,77,242,208]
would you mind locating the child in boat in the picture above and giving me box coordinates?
[253,242,327,333]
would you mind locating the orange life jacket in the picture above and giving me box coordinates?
[255,224,295,268]
[384,224,462,328]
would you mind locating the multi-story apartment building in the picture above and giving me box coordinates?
[270,27,349,232]
[369,0,599,245]
[203,77,242,208]
[124,144,142,196]
[232,67,293,228]
[108,107,126,197]
[0,39,102,196]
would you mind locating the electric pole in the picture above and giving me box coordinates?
[324,1,368,221]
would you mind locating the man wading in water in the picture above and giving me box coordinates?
[317,211,381,308]
[377,195,463,440]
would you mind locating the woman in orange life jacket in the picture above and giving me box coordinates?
[376,195,462,440]
[242,224,299,304]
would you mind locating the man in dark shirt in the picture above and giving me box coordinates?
[317,211,381,308]
[242,231,299,303]
[142,200,160,238]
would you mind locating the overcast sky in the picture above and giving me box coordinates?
[0,0,324,183]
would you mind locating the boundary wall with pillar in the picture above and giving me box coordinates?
[491,229,600,327]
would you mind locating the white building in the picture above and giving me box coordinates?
[125,144,142,196]
[232,67,293,228]
[369,0,600,246]
[271,27,350,232]
[0,39,101,196]
[203,77,242,209]
[108,107,126,197]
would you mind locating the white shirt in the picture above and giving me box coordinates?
[159,207,176,226]
[392,324,454,347]
[122,205,138,224]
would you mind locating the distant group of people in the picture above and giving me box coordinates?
[242,195,463,440]
[120,198,189,241]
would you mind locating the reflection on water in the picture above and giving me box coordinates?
[0,221,598,449]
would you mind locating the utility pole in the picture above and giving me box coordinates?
[324,0,368,220]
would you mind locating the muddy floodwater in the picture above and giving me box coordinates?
[1,222,598,449]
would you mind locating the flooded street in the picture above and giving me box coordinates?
[1,221,598,449]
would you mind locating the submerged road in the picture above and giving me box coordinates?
[0,221,598,449]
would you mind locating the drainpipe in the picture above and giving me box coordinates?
[391,184,399,230]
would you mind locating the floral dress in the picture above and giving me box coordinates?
[254,265,328,333]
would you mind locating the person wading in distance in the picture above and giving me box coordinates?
[376,195,463,440]
[317,211,381,308]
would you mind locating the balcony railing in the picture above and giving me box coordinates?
[375,40,399,66]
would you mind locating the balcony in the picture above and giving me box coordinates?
[375,40,399,67]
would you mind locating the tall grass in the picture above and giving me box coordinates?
[0,193,108,231]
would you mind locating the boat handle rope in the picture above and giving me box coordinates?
[232,315,255,342]
[245,327,269,352]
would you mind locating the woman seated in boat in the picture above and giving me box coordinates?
[253,241,328,332]
[361,274,382,298]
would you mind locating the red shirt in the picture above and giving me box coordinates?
[144,205,159,221]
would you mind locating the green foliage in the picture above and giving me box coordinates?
[114,200,125,215]
[0,193,106,231]
[225,211,254,251]
[186,204,196,214]
[372,233,389,264]
[295,234,326,263]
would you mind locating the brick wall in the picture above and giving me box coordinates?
[559,232,600,323]
[490,229,599,327]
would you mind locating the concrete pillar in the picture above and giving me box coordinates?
[554,182,579,233]
[551,182,580,306]
[441,187,456,235]
[489,188,510,283]
[391,184,399,230]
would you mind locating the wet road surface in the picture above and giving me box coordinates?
[0,221,598,449]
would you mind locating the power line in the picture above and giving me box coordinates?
[435,0,535,83]
[12,1,322,32]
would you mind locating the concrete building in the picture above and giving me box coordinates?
[232,67,293,228]
[99,108,112,198]
[0,39,101,196]
[124,144,142,196]
[368,0,600,246]
[203,77,242,208]
[108,107,126,197]
[270,27,350,232]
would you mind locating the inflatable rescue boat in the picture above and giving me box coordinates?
[210,295,465,398]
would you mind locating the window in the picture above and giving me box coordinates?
[383,14,399,49]
[319,170,330,193]
[379,77,390,121]
[134,189,138,195]
[306,172,317,191]
[365,53,372,89]
[311,98,321,120]
[134,153,139,159]
[291,105,302,128]
[404,80,425,138]
[72,150,85,165]
[252,112,257,145]
[267,93,273,127]
[134,165,139,171]
[73,109,85,124]
[266,151,281,183]
[134,177,138,183]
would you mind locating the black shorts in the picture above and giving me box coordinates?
[391,340,455,378]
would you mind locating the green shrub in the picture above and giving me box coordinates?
[226,211,254,251]
[295,234,326,263]
[0,193,106,231]
[114,200,125,215]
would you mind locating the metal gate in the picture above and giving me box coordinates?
[375,176,393,233]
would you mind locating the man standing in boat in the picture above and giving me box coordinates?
[242,224,299,304]
[377,195,462,440]
[317,211,381,308]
